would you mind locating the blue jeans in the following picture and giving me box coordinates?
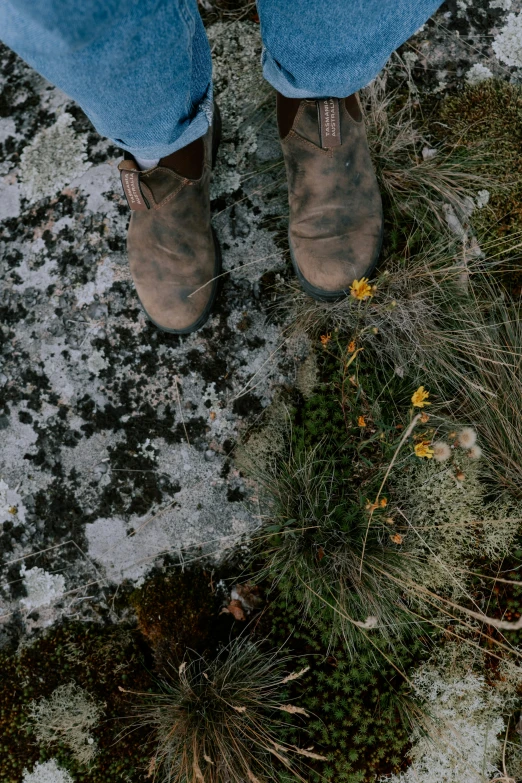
[0,0,441,160]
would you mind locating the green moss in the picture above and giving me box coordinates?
[439,80,522,280]
[0,623,153,783]
[263,591,426,783]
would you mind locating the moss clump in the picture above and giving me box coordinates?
[439,80,522,273]
[262,590,426,783]
[0,623,153,783]
[130,569,217,666]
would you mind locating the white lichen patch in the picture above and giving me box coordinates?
[382,648,512,783]
[0,479,26,526]
[208,21,269,200]
[87,349,109,377]
[22,760,73,783]
[19,112,91,202]
[86,444,257,584]
[493,11,522,66]
[395,455,521,591]
[465,63,494,84]
[29,682,104,765]
[476,188,491,207]
[12,256,59,293]
[490,0,513,10]
[20,564,66,610]
[69,160,122,214]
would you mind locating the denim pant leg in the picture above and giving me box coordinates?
[0,0,213,158]
[257,0,443,98]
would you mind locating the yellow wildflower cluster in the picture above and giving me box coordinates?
[320,333,331,347]
[350,277,373,300]
[411,386,431,408]
[414,441,434,459]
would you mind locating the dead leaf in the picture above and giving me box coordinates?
[317,546,325,561]
[271,741,327,761]
[222,599,246,621]
[203,754,214,765]
[231,582,263,613]
[147,755,157,778]
[279,704,309,716]
[356,616,378,629]
[233,705,247,713]
[281,666,310,684]
[193,757,205,783]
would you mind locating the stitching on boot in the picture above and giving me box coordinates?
[154,180,189,209]
[285,130,331,155]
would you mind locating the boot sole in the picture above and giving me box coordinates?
[140,105,223,335]
[288,222,384,303]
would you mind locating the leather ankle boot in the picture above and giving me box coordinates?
[278,93,383,301]
[118,106,221,333]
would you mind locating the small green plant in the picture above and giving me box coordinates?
[131,638,321,783]
[243,339,437,652]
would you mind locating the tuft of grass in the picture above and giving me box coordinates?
[412,284,522,500]
[242,339,438,653]
[131,638,320,783]
[362,65,498,256]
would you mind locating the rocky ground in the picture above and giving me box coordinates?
[0,0,520,682]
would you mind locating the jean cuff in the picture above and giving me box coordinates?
[261,46,386,99]
[121,82,214,160]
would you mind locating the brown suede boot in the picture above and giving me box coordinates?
[278,93,383,301]
[118,107,221,334]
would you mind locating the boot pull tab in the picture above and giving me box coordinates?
[118,160,150,210]
[317,98,342,149]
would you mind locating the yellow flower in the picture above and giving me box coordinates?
[348,340,356,354]
[391,533,403,545]
[358,415,367,427]
[350,277,373,300]
[411,386,431,408]
[380,497,388,508]
[320,333,331,347]
[414,441,434,459]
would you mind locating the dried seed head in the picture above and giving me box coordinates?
[457,427,477,449]
[468,444,482,460]
[432,441,451,462]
